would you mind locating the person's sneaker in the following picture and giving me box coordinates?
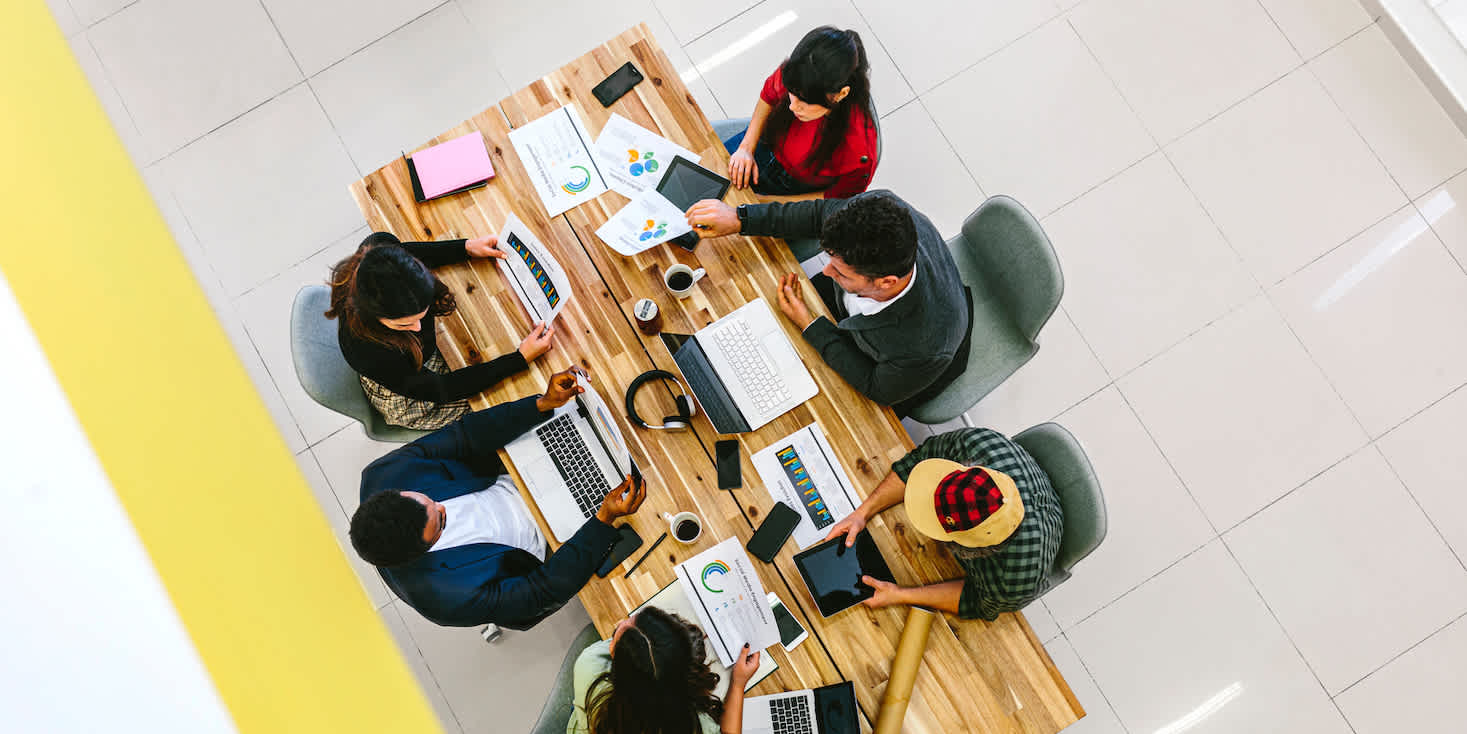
[479,623,503,644]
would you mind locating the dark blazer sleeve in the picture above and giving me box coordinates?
[740,198,847,240]
[399,239,470,268]
[469,518,622,630]
[361,395,548,501]
[800,317,947,406]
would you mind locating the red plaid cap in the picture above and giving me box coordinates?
[933,467,1005,533]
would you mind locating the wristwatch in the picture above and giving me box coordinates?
[736,203,749,230]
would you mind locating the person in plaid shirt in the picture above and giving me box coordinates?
[824,427,1063,620]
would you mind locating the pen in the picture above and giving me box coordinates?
[623,531,668,578]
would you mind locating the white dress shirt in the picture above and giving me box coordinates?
[429,475,547,561]
[841,268,917,318]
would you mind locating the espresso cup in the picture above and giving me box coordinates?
[661,511,703,544]
[663,264,706,299]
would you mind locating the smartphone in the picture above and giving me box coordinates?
[596,525,644,577]
[767,592,809,652]
[747,501,800,563]
[593,62,644,107]
[715,440,740,489]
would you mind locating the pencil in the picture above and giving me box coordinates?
[623,531,669,578]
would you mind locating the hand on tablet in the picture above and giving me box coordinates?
[823,512,868,548]
[859,575,902,610]
[685,200,740,238]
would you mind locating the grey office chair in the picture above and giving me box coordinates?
[1013,422,1106,590]
[289,285,430,443]
[907,196,1063,424]
[712,98,883,264]
[529,623,602,734]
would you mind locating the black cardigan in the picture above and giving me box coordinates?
[338,238,528,402]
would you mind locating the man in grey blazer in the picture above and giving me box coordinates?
[688,190,970,416]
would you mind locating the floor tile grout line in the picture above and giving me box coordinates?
[382,601,470,734]
[912,95,987,201]
[1065,11,1163,154]
[842,0,920,105]
[1052,538,1220,637]
[295,1,451,81]
[231,223,367,301]
[1216,536,1345,712]
[76,0,139,29]
[908,5,1068,98]
[1109,386,1220,535]
[1371,441,1467,576]
[1052,631,1134,734]
[1329,607,1467,701]
[80,30,151,162]
[255,0,307,81]
[1256,289,1374,438]
[673,0,782,48]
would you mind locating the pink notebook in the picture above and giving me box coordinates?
[408,132,495,201]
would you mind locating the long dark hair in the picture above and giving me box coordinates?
[763,26,871,172]
[585,607,722,734]
[325,232,456,370]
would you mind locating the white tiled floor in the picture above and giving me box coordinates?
[48,0,1467,730]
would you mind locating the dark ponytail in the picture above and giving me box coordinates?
[585,607,722,734]
[763,26,872,173]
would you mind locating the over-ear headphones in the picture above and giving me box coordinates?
[625,369,696,430]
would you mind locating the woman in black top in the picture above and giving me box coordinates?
[325,231,554,429]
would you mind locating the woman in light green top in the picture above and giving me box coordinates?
[568,606,761,734]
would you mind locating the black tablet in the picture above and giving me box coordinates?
[793,531,897,618]
[655,155,731,211]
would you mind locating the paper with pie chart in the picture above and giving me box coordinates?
[674,537,779,667]
[591,114,700,198]
[507,104,608,216]
[593,189,693,255]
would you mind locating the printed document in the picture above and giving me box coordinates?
[635,581,778,695]
[752,423,862,549]
[494,212,572,323]
[675,537,779,667]
[508,105,608,216]
[594,189,693,255]
[591,114,700,198]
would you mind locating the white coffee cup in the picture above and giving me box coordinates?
[663,264,706,298]
[662,511,703,544]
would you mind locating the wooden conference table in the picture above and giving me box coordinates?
[349,24,1080,734]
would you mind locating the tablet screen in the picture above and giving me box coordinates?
[656,156,731,211]
[793,531,897,618]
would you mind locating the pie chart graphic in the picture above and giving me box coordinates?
[561,165,592,194]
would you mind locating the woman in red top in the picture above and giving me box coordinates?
[723,26,877,199]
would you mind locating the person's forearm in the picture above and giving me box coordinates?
[894,580,963,615]
[740,99,773,152]
[720,685,747,734]
[856,471,906,521]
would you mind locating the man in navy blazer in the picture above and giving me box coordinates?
[349,368,646,630]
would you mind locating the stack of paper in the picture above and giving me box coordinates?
[407,132,494,201]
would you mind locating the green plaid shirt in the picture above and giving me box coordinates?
[892,428,1063,620]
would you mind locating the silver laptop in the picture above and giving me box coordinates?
[506,372,634,543]
[743,682,858,734]
[662,298,819,434]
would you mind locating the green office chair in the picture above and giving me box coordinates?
[529,623,602,734]
[1013,422,1106,590]
[907,196,1063,425]
[289,285,431,443]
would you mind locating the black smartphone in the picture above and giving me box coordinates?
[597,525,644,577]
[593,62,644,107]
[716,439,740,489]
[747,502,800,563]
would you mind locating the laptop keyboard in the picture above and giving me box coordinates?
[710,319,790,416]
[770,695,813,734]
[535,415,609,519]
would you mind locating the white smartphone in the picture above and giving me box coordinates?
[767,592,808,652]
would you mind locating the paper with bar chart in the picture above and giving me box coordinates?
[494,212,572,323]
[752,423,862,549]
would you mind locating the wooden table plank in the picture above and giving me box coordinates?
[349,23,1081,734]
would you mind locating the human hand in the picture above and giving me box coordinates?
[535,366,585,412]
[823,511,867,548]
[729,644,761,685]
[728,148,758,189]
[517,321,554,362]
[686,200,740,238]
[465,235,505,259]
[776,273,815,329]
[860,575,904,610]
[595,473,648,524]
